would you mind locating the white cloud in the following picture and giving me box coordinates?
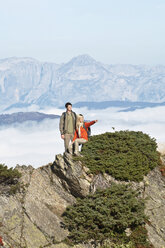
[0,119,64,168]
[1,106,165,168]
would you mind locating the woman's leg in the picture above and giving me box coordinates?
[74,138,87,154]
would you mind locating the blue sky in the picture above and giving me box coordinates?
[0,0,165,64]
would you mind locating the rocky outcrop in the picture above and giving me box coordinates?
[0,152,165,248]
[0,163,73,248]
[145,167,165,248]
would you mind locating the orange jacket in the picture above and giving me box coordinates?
[73,121,95,142]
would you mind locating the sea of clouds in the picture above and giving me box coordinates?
[0,106,165,168]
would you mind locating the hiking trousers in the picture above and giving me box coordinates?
[64,133,74,152]
[74,138,87,154]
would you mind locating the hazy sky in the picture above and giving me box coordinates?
[0,0,165,64]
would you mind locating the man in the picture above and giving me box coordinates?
[59,102,77,152]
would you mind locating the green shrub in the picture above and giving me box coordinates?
[130,226,154,247]
[0,164,21,184]
[0,164,21,194]
[9,182,21,195]
[80,131,161,182]
[62,184,147,247]
[100,241,134,248]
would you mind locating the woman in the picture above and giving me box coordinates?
[72,114,98,156]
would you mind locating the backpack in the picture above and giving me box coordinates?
[83,123,91,138]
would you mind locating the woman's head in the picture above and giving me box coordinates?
[79,114,84,123]
[76,114,84,128]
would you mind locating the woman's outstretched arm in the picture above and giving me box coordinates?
[85,120,98,128]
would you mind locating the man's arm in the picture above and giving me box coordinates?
[59,113,65,139]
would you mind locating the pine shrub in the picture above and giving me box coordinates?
[0,164,21,184]
[130,226,154,248]
[80,131,161,182]
[62,184,147,247]
[0,164,21,195]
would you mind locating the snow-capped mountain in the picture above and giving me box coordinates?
[0,54,165,111]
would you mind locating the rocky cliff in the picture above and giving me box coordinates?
[0,152,165,248]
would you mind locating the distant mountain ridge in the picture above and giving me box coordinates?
[0,112,59,126]
[0,54,165,111]
[73,100,165,110]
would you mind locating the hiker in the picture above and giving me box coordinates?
[72,114,98,156]
[59,102,77,152]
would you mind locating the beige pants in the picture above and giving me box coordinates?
[74,138,87,154]
[64,133,74,152]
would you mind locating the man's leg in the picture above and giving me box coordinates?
[64,134,70,152]
[74,138,87,154]
[68,134,74,154]
[64,134,74,152]
[70,134,74,142]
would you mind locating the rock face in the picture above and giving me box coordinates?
[0,152,165,248]
[145,167,165,248]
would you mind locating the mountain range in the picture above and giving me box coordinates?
[0,54,165,112]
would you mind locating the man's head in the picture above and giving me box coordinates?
[65,102,72,111]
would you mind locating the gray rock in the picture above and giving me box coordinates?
[52,153,92,197]
[144,167,165,248]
